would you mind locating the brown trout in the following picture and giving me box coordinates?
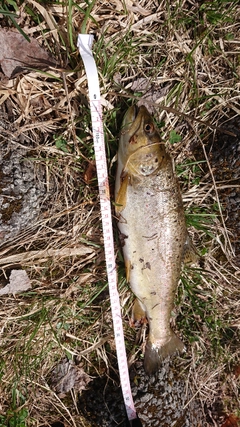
[115,105,187,375]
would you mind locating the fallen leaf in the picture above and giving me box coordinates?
[0,270,31,296]
[84,161,96,184]
[0,245,95,265]
[233,364,240,378]
[130,78,171,114]
[51,358,92,396]
[129,5,151,16]
[64,273,93,297]
[0,28,56,78]
[221,414,240,427]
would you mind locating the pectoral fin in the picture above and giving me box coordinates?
[125,259,131,283]
[183,234,198,264]
[115,172,129,213]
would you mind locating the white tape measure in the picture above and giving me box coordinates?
[77,34,140,425]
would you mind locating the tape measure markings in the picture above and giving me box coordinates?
[77,34,137,422]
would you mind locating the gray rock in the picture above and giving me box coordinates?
[0,143,48,244]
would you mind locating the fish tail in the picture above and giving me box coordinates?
[144,332,185,376]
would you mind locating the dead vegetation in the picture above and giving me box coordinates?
[0,1,239,426]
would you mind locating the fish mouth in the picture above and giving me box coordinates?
[132,105,139,121]
[121,105,140,137]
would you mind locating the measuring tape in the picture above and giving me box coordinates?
[77,34,140,425]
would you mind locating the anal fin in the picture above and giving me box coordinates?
[130,298,147,328]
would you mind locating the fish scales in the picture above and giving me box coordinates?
[115,105,187,375]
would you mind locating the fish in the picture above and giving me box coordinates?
[115,105,187,375]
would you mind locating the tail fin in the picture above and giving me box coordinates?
[144,332,185,376]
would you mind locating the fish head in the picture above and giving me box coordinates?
[119,105,166,178]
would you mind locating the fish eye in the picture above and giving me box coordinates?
[144,123,154,134]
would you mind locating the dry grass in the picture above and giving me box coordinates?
[0,0,240,426]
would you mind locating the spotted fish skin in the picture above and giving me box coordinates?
[115,105,186,375]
